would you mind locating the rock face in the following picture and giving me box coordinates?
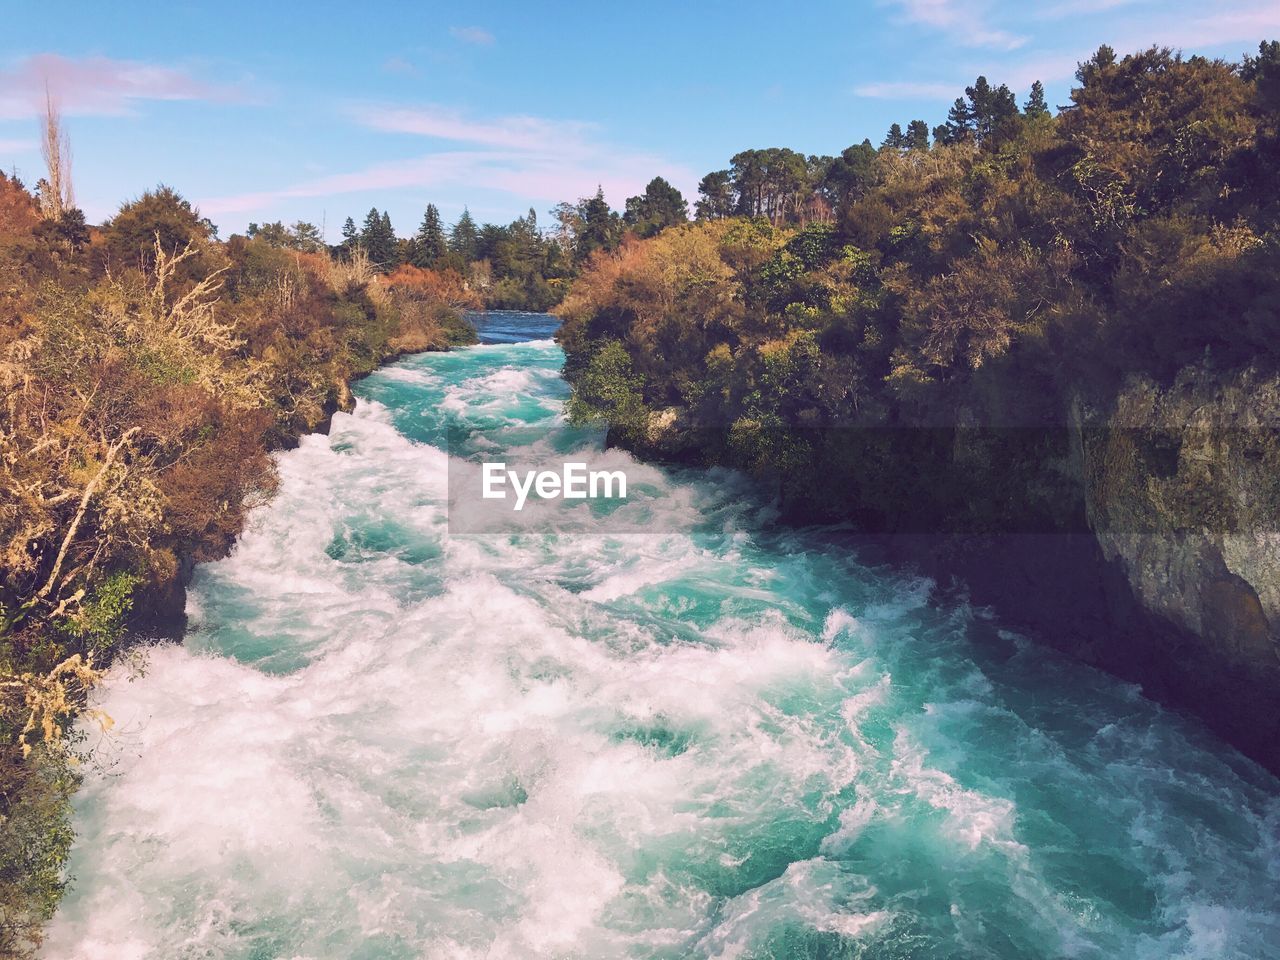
[1078,364,1280,768]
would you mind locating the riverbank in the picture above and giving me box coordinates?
[0,177,476,956]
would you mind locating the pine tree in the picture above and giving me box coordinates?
[943,97,973,144]
[412,204,446,268]
[340,216,359,257]
[906,119,931,151]
[575,187,620,262]
[360,207,381,257]
[695,170,735,220]
[380,211,401,269]
[882,123,907,150]
[1024,80,1050,119]
[1076,45,1117,85]
[360,208,397,270]
[450,208,479,261]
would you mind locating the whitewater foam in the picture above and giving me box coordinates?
[43,324,1280,959]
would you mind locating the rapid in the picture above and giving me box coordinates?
[44,312,1280,959]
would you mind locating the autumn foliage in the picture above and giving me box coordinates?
[0,180,473,955]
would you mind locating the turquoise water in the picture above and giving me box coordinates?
[45,313,1280,958]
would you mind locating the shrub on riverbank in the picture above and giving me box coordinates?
[0,180,474,956]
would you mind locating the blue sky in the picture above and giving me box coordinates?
[2,0,1278,239]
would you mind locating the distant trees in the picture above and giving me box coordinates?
[939,76,1019,144]
[906,120,931,150]
[822,141,876,208]
[245,220,324,252]
[359,208,399,269]
[695,148,836,225]
[412,204,446,267]
[623,177,688,237]
[1241,39,1280,82]
[574,187,622,261]
[695,170,735,220]
[1024,81,1050,118]
[449,208,479,261]
[559,37,1280,505]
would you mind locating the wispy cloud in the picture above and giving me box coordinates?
[854,80,959,99]
[198,103,695,220]
[380,56,418,77]
[884,0,1027,50]
[1034,0,1146,18]
[0,138,37,155]
[1143,3,1280,50]
[356,104,596,152]
[450,26,495,46]
[0,53,247,120]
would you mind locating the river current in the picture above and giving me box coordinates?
[44,312,1280,959]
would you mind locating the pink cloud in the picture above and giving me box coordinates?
[0,53,247,120]
[356,104,596,153]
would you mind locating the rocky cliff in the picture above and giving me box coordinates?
[1076,363,1280,768]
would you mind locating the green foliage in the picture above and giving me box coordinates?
[557,39,1280,522]
[449,208,479,261]
[0,748,79,959]
[61,572,140,655]
[412,204,447,268]
[623,177,688,238]
[360,208,399,271]
[101,185,214,275]
[566,341,650,443]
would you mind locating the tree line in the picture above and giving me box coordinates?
[558,40,1280,520]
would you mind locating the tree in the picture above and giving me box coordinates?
[1024,80,1050,118]
[102,185,213,273]
[380,212,401,269]
[450,208,479,261]
[39,90,73,221]
[359,208,397,270]
[412,204,446,267]
[695,170,735,220]
[340,216,359,257]
[623,176,688,237]
[943,97,973,143]
[54,207,88,252]
[291,221,324,253]
[882,123,907,150]
[1241,39,1280,83]
[941,77,1019,145]
[906,120,931,151]
[574,187,621,262]
[1076,44,1117,85]
[823,140,876,208]
[965,76,1019,142]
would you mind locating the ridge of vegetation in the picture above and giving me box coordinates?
[557,44,1280,522]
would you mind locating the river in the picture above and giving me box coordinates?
[44,312,1280,959]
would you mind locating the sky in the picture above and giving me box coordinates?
[2,0,1278,240]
